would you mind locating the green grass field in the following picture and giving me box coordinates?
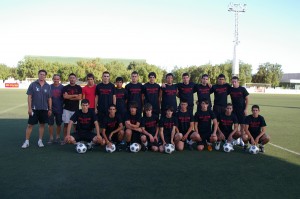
[0,89,299,199]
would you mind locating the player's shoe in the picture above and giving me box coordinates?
[214,142,221,150]
[259,144,265,153]
[239,138,245,147]
[207,144,213,151]
[243,144,248,151]
[87,141,94,151]
[141,145,148,152]
[38,140,44,147]
[21,141,29,149]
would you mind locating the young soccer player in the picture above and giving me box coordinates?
[140,103,160,152]
[101,104,124,151]
[115,77,128,120]
[125,71,143,115]
[159,106,178,153]
[124,101,142,151]
[177,72,196,114]
[194,99,218,151]
[82,73,96,111]
[215,103,240,150]
[243,105,270,153]
[174,100,201,151]
[64,99,104,149]
[194,74,212,111]
[160,73,178,115]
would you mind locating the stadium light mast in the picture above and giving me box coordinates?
[228,3,246,77]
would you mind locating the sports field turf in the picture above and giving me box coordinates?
[0,89,299,199]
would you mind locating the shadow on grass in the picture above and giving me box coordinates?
[0,119,299,199]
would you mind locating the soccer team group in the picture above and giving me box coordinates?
[21,69,270,153]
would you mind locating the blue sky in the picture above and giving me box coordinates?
[0,0,299,73]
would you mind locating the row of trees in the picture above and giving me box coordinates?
[0,57,283,87]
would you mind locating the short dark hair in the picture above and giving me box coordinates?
[165,105,174,112]
[144,103,152,111]
[52,74,60,79]
[86,73,94,80]
[200,98,209,105]
[38,69,47,75]
[148,72,156,78]
[116,77,124,82]
[252,105,260,110]
[69,73,76,77]
[166,73,174,78]
[202,74,209,78]
[129,101,138,109]
[182,72,189,77]
[227,103,233,107]
[218,74,226,79]
[231,76,239,81]
[81,99,89,105]
[180,99,188,104]
[103,71,110,76]
[131,71,139,76]
[108,104,117,109]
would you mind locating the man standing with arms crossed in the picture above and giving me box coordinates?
[22,69,52,148]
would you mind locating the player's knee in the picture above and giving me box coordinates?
[242,134,249,142]
[159,146,164,153]
[152,146,158,152]
[197,145,204,151]
[210,136,217,143]
[141,135,147,142]
[176,141,184,151]
[193,133,201,141]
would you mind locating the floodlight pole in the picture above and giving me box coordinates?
[228,3,246,77]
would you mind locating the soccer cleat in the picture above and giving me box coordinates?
[87,142,94,150]
[21,141,29,149]
[188,144,194,151]
[259,144,265,153]
[141,145,148,152]
[215,142,221,150]
[38,140,44,147]
[243,144,248,151]
[239,138,245,147]
[207,144,213,151]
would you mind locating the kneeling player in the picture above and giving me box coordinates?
[243,105,270,153]
[194,99,218,151]
[65,99,104,149]
[101,104,125,151]
[174,100,200,151]
[140,103,159,152]
[215,103,240,150]
[159,106,177,153]
[125,101,142,151]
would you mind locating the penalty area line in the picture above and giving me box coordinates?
[0,103,27,115]
[269,142,300,156]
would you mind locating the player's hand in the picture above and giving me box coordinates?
[28,109,33,116]
[219,132,225,140]
[64,135,71,143]
[227,135,233,142]
[208,83,212,88]
[149,135,154,143]
[107,141,112,148]
[161,83,166,88]
[47,110,52,117]
[154,136,158,142]
[250,138,255,145]
[95,109,98,114]
[171,141,175,145]
[108,134,112,141]
[163,141,166,146]
[254,138,259,145]
[182,134,188,141]
[244,109,248,116]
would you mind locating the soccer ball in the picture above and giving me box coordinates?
[164,144,175,154]
[105,143,116,153]
[249,145,259,154]
[130,143,141,153]
[76,143,87,154]
[223,143,234,153]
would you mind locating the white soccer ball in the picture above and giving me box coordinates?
[223,143,234,153]
[130,143,141,153]
[249,145,259,154]
[106,143,116,153]
[164,144,175,154]
[76,143,87,154]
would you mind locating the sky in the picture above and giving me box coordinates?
[0,0,299,73]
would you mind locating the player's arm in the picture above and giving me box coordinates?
[101,128,110,143]
[154,126,159,142]
[70,93,82,100]
[171,126,176,145]
[48,97,52,117]
[244,96,249,116]
[141,127,154,142]
[159,127,166,145]
[159,89,162,110]
[131,122,140,129]
[113,94,116,105]
[212,119,218,136]
[217,122,225,139]
[244,124,255,144]
[110,123,124,137]
[255,126,266,143]
[66,120,74,138]
[182,122,194,141]
[95,95,98,114]
[27,95,33,115]
[228,123,239,140]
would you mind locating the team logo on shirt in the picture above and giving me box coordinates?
[36,87,40,92]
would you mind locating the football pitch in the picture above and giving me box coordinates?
[0,89,299,199]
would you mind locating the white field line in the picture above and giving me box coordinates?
[0,103,27,115]
[269,142,300,156]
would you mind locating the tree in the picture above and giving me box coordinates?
[252,62,283,88]
[0,64,11,80]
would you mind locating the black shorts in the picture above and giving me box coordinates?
[48,112,63,126]
[233,109,246,124]
[71,131,96,142]
[162,136,171,144]
[131,131,142,144]
[97,111,107,125]
[198,133,211,145]
[28,110,49,125]
[213,105,226,117]
[181,131,193,141]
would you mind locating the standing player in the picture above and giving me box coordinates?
[21,69,52,148]
[177,73,196,114]
[61,73,82,144]
[194,99,218,151]
[125,71,143,115]
[115,77,128,120]
[230,76,249,145]
[124,101,142,151]
[48,74,64,144]
[64,99,104,148]
[82,73,96,111]
[194,74,212,111]
[243,105,270,153]
[174,100,200,151]
[101,104,125,151]
[142,72,161,116]
[160,73,178,115]
[210,74,231,117]
[159,106,178,153]
[95,71,116,125]
[140,103,159,152]
[215,103,240,150]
